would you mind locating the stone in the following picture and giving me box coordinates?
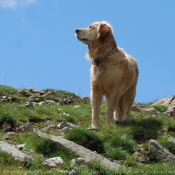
[58,120,71,129]
[151,96,175,113]
[63,112,70,116]
[43,157,63,168]
[15,122,34,132]
[18,90,30,97]
[57,120,77,129]
[57,170,69,174]
[165,106,175,117]
[29,96,36,102]
[151,98,170,106]
[37,131,121,171]
[73,105,80,108]
[0,141,35,164]
[41,125,58,132]
[29,88,45,94]
[45,100,56,105]
[42,91,56,97]
[69,167,79,175]
[39,101,46,105]
[139,155,150,163]
[168,137,175,145]
[149,139,175,164]
[16,144,26,150]
[4,132,17,140]
[71,157,88,167]
[59,96,75,105]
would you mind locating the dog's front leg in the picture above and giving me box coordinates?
[90,90,102,129]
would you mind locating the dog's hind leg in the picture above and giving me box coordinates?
[121,86,136,121]
[106,93,119,124]
[114,97,123,122]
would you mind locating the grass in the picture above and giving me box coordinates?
[1,85,175,174]
[154,105,168,112]
[66,127,105,154]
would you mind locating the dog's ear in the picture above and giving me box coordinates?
[98,23,111,38]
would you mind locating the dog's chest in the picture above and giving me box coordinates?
[90,65,115,85]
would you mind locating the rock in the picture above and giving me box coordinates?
[73,105,80,108]
[43,157,63,168]
[132,105,141,112]
[16,144,26,150]
[18,90,30,97]
[133,152,140,157]
[69,167,79,175]
[39,101,46,105]
[29,95,36,102]
[132,106,157,114]
[0,141,35,164]
[151,98,170,106]
[29,88,45,95]
[151,96,175,107]
[29,88,37,93]
[24,101,34,109]
[37,131,121,171]
[71,157,88,167]
[2,122,12,131]
[169,95,175,107]
[168,137,175,145]
[57,170,69,174]
[165,106,175,117]
[15,122,34,132]
[63,112,70,116]
[57,120,77,130]
[59,96,75,105]
[149,139,175,164]
[4,132,17,140]
[58,120,69,129]
[41,125,58,132]
[139,155,150,163]
[45,100,56,105]
[42,91,56,97]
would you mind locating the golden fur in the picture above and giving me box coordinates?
[75,21,139,129]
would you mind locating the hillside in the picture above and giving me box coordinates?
[0,85,175,174]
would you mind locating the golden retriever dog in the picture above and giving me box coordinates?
[75,21,139,129]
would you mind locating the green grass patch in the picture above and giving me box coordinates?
[65,127,105,154]
[154,105,168,112]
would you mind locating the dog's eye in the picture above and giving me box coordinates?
[89,25,92,28]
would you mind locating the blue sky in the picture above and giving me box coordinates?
[0,0,175,103]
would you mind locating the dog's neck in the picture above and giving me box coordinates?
[91,46,117,66]
[86,33,117,66]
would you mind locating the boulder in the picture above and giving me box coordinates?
[151,95,175,107]
[43,157,63,168]
[149,139,175,164]
[69,167,79,175]
[57,120,77,130]
[0,141,35,164]
[151,98,170,106]
[4,132,17,140]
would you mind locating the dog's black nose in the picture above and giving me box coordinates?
[75,29,80,33]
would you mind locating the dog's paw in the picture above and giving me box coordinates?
[87,126,100,130]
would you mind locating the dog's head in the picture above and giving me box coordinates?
[75,21,117,59]
[75,21,113,45]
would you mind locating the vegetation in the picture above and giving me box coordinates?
[0,85,175,174]
[154,105,168,112]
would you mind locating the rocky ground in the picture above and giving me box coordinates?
[0,86,175,174]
